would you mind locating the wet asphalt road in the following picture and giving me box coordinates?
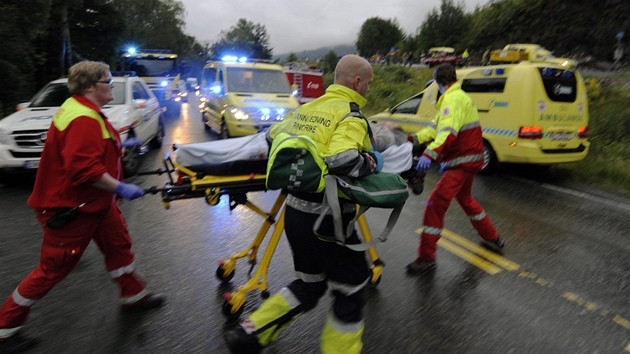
[2,95,630,354]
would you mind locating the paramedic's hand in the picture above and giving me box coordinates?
[416,156,432,173]
[114,182,145,200]
[121,137,142,148]
[369,150,384,172]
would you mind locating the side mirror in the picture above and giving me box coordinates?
[16,102,30,111]
[134,99,147,109]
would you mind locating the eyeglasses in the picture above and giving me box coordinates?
[95,78,114,85]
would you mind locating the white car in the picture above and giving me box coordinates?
[0,74,165,178]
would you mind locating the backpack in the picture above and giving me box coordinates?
[266,132,328,193]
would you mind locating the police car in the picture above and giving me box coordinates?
[0,73,165,178]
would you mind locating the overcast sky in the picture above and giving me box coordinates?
[179,0,489,55]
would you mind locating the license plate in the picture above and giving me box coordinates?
[24,160,40,169]
[551,132,573,141]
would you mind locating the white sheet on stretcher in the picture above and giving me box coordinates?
[175,132,269,167]
[175,132,413,174]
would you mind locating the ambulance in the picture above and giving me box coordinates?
[199,57,300,138]
[369,62,590,172]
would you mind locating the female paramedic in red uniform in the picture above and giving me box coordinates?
[224,54,381,354]
[0,61,164,353]
[406,63,505,275]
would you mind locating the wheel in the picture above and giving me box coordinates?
[149,120,164,149]
[216,265,235,283]
[367,269,382,289]
[220,119,230,139]
[202,112,211,131]
[122,145,141,177]
[261,290,270,299]
[480,140,497,174]
[222,300,244,318]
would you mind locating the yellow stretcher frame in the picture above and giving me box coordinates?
[148,154,384,317]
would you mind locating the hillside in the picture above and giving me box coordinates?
[274,44,357,61]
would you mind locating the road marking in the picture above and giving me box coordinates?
[416,228,520,273]
[438,238,503,275]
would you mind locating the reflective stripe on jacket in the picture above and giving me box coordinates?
[412,82,484,171]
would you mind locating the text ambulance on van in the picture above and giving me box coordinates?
[369,62,589,172]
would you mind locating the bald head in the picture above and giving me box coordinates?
[334,54,373,97]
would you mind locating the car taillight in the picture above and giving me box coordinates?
[519,126,543,139]
[578,126,588,138]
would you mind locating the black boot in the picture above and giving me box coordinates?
[224,325,263,354]
[0,332,40,354]
[120,293,166,313]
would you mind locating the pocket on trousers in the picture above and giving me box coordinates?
[41,243,82,273]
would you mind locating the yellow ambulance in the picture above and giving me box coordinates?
[369,62,590,172]
[199,56,299,138]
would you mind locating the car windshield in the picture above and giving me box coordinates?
[227,68,291,94]
[29,82,125,107]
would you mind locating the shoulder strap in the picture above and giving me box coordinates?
[342,102,376,150]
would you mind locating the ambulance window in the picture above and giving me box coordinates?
[461,78,506,93]
[132,82,150,100]
[391,94,422,114]
[538,68,577,102]
[203,68,217,84]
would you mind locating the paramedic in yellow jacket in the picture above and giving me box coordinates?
[224,54,381,354]
[406,63,504,275]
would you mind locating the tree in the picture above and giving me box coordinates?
[210,18,273,60]
[356,17,405,58]
[414,0,471,52]
[285,53,299,63]
[320,50,340,74]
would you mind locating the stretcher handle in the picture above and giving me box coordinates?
[137,168,175,176]
[144,185,190,195]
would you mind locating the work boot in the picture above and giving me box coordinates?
[406,257,437,275]
[0,332,41,353]
[481,236,506,253]
[120,293,166,314]
[224,325,263,354]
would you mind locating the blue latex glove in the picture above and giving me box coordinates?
[121,137,142,148]
[114,182,145,200]
[416,155,432,173]
[370,150,384,172]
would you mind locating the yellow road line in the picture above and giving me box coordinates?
[441,229,520,271]
[438,238,503,275]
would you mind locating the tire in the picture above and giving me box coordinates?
[122,146,141,177]
[220,119,230,139]
[480,140,497,174]
[150,120,165,149]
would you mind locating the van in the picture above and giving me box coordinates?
[199,57,300,138]
[369,62,590,172]
[490,43,577,68]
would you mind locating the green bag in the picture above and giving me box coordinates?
[314,173,409,251]
[266,132,328,193]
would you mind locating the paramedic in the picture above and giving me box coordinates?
[0,61,164,353]
[225,54,379,354]
[406,63,504,275]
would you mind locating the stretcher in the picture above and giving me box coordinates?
[142,152,385,318]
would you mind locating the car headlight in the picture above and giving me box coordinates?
[229,106,249,120]
[0,128,10,145]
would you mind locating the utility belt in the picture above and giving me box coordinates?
[286,193,356,215]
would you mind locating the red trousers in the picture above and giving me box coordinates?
[0,203,146,336]
[419,168,498,260]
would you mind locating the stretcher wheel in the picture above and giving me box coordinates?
[367,269,381,289]
[222,300,244,318]
[216,265,235,283]
[205,193,220,205]
[261,290,270,299]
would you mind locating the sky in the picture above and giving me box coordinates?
[179,0,489,56]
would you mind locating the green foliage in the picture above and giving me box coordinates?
[285,53,299,63]
[210,18,272,60]
[356,17,404,57]
[414,0,470,52]
[363,66,433,116]
[320,51,340,74]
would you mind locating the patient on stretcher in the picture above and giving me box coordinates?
[173,122,424,194]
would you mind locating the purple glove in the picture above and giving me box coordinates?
[416,155,432,173]
[114,182,145,200]
[121,137,142,148]
[370,150,384,172]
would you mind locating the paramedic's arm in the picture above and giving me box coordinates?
[423,107,457,161]
[92,173,121,192]
[325,117,375,177]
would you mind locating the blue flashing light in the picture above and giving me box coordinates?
[563,71,574,78]
[239,57,248,63]
[495,68,505,75]
[482,69,492,76]
[222,55,248,63]
[211,85,221,94]
[542,68,553,77]
[160,81,168,87]
[261,108,271,115]
[276,108,286,115]
[128,47,136,54]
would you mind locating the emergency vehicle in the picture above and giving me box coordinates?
[424,47,464,67]
[199,56,300,138]
[283,62,324,104]
[490,43,578,68]
[369,62,590,172]
[119,48,185,117]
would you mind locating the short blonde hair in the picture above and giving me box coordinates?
[67,61,110,95]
